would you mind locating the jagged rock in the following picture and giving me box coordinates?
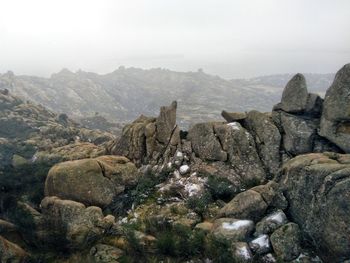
[221,110,247,123]
[187,122,227,162]
[279,153,350,261]
[232,242,253,262]
[0,236,29,263]
[40,196,116,250]
[155,101,177,144]
[214,122,266,185]
[244,110,281,176]
[45,155,139,207]
[280,73,308,113]
[255,210,288,236]
[212,218,254,241]
[280,112,318,155]
[320,63,350,152]
[218,190,268,222]
[270,222,302,261]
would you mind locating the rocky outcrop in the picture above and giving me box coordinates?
[45,156,139,207]
[109,101,180,166]
[320,64,350,152]
[279,153,350,261]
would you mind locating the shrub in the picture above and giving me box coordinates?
[186,192,212,220]
[206,175,237,202]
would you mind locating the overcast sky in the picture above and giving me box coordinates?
[0,0,350,78]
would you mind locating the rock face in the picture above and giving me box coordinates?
[45,156,139,207]
[244,111,281,176]
[279,153,350,261]
[39,196,117,250]
[320,64,350,152]
[280,73,308,113]
[109,101,180,165]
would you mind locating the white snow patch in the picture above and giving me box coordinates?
[185,183,201,197]
[251,235,270,249]
[176,151,183,158]
[180,165,190,175]
[266,211,286,224]
[222,220,253,230]
[167,162,172,169]
[227,122,241,130]
[237,246,252,259]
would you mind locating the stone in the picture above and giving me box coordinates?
[214,122,266,185]
[221,111,247,123]
[232,242,253,262]
[249,234,271,254]
[255,210,288,235]
[280,112,318,155]
[187,122,227,162]
[270,222,301,261]
[280,73,308,113]
[320,63,350,152]
[212,218,254,242]
[155,101,177,144]
[194,222,213,233]
[40,196,116,250]
[0,236,29,263]
[45,155,139,207]
[179,164,190,175]
[279,153,350,261]
[251,181,288,210]
[218,190,268,222]
[305,93,323,117]
[244,110,281,176]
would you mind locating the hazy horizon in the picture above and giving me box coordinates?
[1,0,350,79]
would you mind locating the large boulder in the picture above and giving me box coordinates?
[212,218,254,242]
[280,112,318,155]
[40,196,117,250]
[320,63,350,152]
[280,73,308,113]
[218,190,268,222]
[244,111,281,176]
[45,155,139,207]
[279,153,350,261]
[155,101,177,144]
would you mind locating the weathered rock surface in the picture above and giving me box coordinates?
[320,63,350,152]
[218,190,267,221]
[221,110,247,123]
[187,122,227,162]
[0,235,29,263]
[279,153,350,261]
[45,155,139,207]
[40,196,117,250]
[244,110,281,176]
[280,73,308,113]
[270,222,301,261]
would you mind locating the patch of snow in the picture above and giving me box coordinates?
[266,211,286,224]
[176,151,183,158]
[167,162,172,169]
[180,164,190,175]
[185,183,201,197]
[237,245,252,259]
[227,122,241,130]
[222,220,253,230]
[251,234,270,249]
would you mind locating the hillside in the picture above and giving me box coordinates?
[0,68,334,128]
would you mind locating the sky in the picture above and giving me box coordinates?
[0,0,350,78]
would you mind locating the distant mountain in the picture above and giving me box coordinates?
[0,68,335,128]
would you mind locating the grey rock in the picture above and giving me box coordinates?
[212,218,254,242]
[221,110,247,123]
[320,64,350,153]
[280,73,308,113]
[255,210,288,235]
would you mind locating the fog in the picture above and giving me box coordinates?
[0,0,350,78]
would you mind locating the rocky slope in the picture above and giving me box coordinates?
[0,68,334,128]
[0,65,349,263]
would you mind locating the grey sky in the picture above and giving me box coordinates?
[0,0,350,78]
